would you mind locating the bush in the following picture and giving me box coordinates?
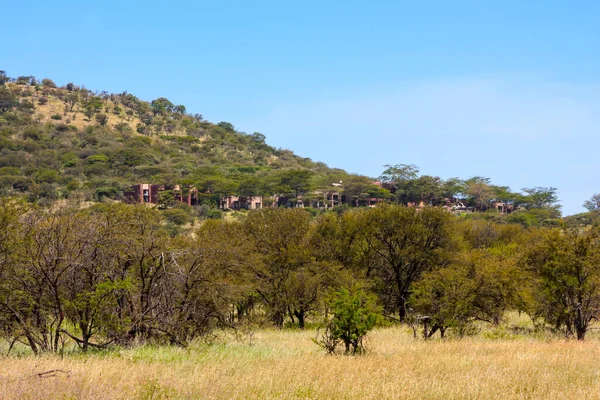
[95,186,119,200]
[206,209,223,220]
[95,113,109,126]
[163,208,190,226]
[50,114,62,120]
[41,78,57,88]
[86,154,109,164]
[315,288,381,355]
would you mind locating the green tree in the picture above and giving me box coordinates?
[41,78,57,88]
[464,176,493,211]
[524,226,600,340]
[95,113,109,126]
[151,97,174,116]
[412,246,521,338]
[583,193,600,212]
[362,204,453,320]
[0,71,9,85]
[157,220,256,345]
[276,169,314,198]
[316,288,381,354]
[379,164,420,204]
[522,186,560,212]
[84,96,103,120]
[0,87,17,112]
[243,208,312,327]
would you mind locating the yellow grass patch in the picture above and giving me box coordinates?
[2,326,600,399]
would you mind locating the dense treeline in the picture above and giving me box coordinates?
[2,198,600,355]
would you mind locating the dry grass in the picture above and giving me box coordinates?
[3,323,600,399]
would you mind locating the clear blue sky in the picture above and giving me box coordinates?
[3,1,599,215]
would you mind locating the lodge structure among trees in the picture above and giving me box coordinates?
[124,182,387,210]
[123,182,515,214]
[125,184,199,206]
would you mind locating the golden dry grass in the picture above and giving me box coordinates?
[3,325,600,399]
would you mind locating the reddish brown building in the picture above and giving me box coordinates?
[125,184,199,206]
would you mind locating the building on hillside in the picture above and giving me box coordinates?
[220,195,263,210]
[125,184,200,206]
[493,201,514,214]
[173,185,199,206]
[125,183,161,204]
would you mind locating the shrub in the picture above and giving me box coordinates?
[85,154,109,164]
[50,114,62,120]
[163,208,190,226]
[41,78,57,88]
[315,288,381,355]
[95,113,109,126]
[95,186,119,200]
[205,209,223,220]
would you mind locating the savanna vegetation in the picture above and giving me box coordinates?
[2,197,600,355]
[3,71,600,398]
[0,70,588,229]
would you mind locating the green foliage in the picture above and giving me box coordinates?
[95,113,109,126]
[362,204,454,319]
[163,208,190,225]
[583,193,600,212]
[41,78,57,88]
[0,87,17,112]
[95,186,119,200]
[316,288,381,354]
[205,209,223,219]
[523,227,600,340]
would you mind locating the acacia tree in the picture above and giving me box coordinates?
[524,226,600,340]
[309,210,370,271]
[59,211,132,351]
[361,204,453,320]
[243,208,312,327]
[157,220,256,344]
[379,164,420,204]
[0,210,111,354]
[0,198,31,351]
[96,204,171,344]
[464,176,493,211]
[411,246,521,338]
[583,193,600,212]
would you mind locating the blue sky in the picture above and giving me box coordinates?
[3,1,599,215]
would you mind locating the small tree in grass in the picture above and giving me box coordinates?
[315,288,381,355]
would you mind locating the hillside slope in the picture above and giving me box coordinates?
[0,72,572,227]
[0,73,387,208]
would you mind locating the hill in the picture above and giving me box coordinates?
[0,71,573,227]
[0,72,390,210]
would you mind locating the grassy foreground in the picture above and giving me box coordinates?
[2,325,600,399]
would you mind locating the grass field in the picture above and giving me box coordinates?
[3,321,600,400]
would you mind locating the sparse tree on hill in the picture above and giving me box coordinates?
[41,78,57,88]
[95,113,109,126]
[0,71,9,85]
[583,193,600,212]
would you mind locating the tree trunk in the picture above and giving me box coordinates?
[294,310,306,329]
[398,296,407,322]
